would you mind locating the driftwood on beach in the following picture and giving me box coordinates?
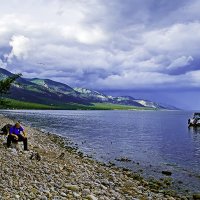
[0,115,195,200]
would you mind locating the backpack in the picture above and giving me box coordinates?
[1,124,12,135]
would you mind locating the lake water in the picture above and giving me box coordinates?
[1,110,200,193]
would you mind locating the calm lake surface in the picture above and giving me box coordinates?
[1,110,200,192]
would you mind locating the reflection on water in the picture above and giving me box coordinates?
[0,110,200,193]
[189,126,200,134]
[188,126,200,148]
[188,127,200,160]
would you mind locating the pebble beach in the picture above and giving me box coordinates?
[0,115,198,200]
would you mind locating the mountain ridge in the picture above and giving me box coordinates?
[0,68,178,110]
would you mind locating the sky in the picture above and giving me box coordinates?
[0,0,200,109]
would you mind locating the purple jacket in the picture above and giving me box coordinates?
[9,126,24,135]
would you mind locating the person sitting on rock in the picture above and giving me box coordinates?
[7,122,28,151]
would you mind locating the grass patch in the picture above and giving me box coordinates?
[0,98,57,109]
[92,103,154,110]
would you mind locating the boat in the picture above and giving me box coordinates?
[188,113,200,127]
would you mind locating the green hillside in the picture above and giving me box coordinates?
[0,68,175,110]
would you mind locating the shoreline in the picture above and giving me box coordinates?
[0,114,196,199]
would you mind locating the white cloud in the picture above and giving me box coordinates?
[186,70,200,86]
[6,35,31,62]
[61,25,108,44]
[143,22,200,56]
[167,56,194,69]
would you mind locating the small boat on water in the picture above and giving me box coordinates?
[188,113,200,127]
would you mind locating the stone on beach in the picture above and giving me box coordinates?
[162,170,172,176]
[64,184,79,191]
[115,157,132,162]
[193,193,200,200]
[86,194,98,200]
